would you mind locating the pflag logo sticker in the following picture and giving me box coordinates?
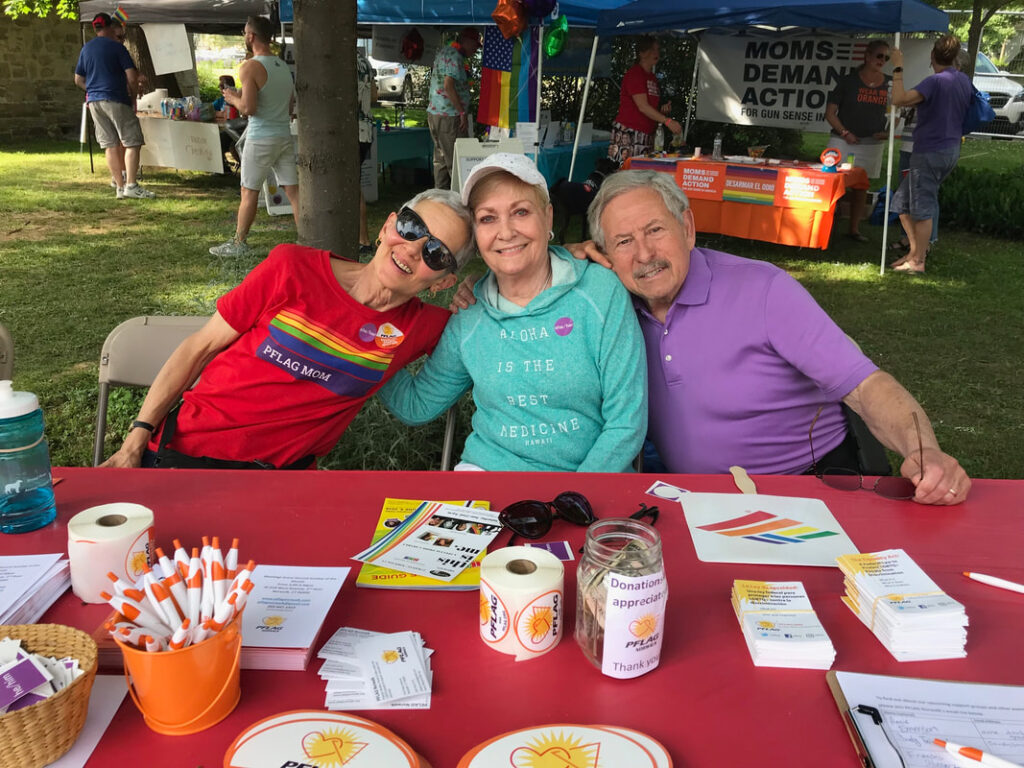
[629,614,658,640]
[510,732,600,768]
[375,322,406,350]
[301,728,367,766]
[262,616,284,627]
[696,510,839,544]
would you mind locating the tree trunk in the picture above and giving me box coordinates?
[965,1,985,78]
[294,0,358,253]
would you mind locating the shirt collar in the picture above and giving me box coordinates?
[632,246,711,322]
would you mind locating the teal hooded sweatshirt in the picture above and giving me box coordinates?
[379,246,647,472]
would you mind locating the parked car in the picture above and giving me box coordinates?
[368,56,413,103]
[972,51,1024,135]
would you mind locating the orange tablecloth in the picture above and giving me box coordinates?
[623,156,870,249]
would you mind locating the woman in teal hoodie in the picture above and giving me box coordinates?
[380,153,647,472]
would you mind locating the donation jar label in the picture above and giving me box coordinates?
[601,569,668,679]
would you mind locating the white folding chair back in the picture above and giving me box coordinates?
[93,315,210,466]
[0,323,12,381]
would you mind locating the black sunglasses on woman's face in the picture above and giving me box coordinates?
[395,207,457,273]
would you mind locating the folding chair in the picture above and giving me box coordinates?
[93,315,210,466]
[0,323,12,381]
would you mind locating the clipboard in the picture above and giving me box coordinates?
[826,671,874,768]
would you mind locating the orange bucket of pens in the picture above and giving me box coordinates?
[116,610,243,735]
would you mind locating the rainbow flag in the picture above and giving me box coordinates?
[697,511,839,544]
[112,5,129,23]
[477,25,538,129]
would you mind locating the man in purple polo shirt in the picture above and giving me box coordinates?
[586,169,970,505]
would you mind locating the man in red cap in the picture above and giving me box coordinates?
[426,27,481,189]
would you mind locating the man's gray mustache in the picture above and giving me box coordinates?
[634,262,670,279]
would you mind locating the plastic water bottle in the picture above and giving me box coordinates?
[712,132,724,161]
[654,124,665,153]
[0,380,56,534]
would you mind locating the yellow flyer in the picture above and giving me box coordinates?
[355,498,490,591]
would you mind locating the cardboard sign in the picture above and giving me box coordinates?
[141,23,192,76]
[138,117,223,174]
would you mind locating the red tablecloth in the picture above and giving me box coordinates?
[12,469,1024,767]
[624,156,871,249]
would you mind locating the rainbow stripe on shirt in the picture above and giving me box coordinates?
[258,309,396,397]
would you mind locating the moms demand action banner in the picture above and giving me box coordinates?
[695,34,932,131]
[676,162,841,211]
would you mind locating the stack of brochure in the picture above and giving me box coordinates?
[318,627,433,711]
[356,499,492,591]
[0,554,70,625]
[837,548,968,661]
[353,500,503,585]
[731,580,836,669]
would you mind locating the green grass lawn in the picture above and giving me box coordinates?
[1,138,1021,478]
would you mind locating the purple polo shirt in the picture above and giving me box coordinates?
[636,248,878,475]
[913,68,972,153]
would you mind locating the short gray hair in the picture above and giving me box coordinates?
[587,171,690,251]
[406,188,476,271]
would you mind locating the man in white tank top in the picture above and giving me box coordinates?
[211,16,298,258]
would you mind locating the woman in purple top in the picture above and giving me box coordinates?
[889,35,972,274]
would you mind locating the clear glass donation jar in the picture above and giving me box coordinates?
[575,518,667,678]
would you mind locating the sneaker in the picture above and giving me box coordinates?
[209,238,255,257]
[122,183,155,199]
[115,186,125,199]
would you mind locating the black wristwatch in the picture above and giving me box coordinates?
[130,420,156,434]
[892,67,903,73]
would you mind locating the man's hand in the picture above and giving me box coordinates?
[458,112,468,131]
[901,447,971,506]
[449,275,478,313]
[100,429,150,468]
[564,240,612,269]
[890,48,904,68]
[845,133,860,144]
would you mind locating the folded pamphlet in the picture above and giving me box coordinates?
[731,580,835,669]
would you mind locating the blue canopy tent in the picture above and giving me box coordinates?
[356,0,630,27]
[571,0,949,272]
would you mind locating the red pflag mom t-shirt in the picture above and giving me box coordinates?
[154,244,450,466]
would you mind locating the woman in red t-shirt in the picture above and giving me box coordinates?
[608,36,682,166]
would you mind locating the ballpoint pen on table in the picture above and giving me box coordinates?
[934,738,1024,768]
[962,571,1024,595]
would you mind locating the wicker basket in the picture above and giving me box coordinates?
[0,624,98,768]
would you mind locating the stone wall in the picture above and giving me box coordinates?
[0,14,83,142]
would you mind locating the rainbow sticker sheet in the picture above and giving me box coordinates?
[680,493,858,566]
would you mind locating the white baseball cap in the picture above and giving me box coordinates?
[461,152,549,207]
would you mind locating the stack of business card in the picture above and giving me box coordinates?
[837,548,968,661]
[0,636,83,714]
[0,554,70,625]
[731,580,835,669]
[317,627,433,710]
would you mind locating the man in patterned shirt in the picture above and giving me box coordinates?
[427,27,481,189]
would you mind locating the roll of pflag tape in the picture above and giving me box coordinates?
[68,502,154,603]
[479,546,564,661]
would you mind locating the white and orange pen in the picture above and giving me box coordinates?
[225,538,240,580]
[963,571,1024,596]
[100,591,171,636]
[171,538,190,577]
[935,739,1024,768]
[168,619,192,650]
[154,547,177,579]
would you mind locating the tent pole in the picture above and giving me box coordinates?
[683,36,701,144]
[535,25,543,164]
[881,31,901,276]
[569,34,599,180]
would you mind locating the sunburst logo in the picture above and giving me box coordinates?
[757,620,775,630]
[300,728,367,767]
[126,550,149,578]
[480,592,491,625]
[262,616,284,627]
[381,649,400,664]
[629,614,657,639]
[521,606,553,644]
[510,731,601,768]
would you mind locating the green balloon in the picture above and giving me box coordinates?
[544,13,568,57]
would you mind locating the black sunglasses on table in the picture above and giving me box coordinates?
[499,493,661,550]
[395,206,457,273]
[809,406,920,500]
